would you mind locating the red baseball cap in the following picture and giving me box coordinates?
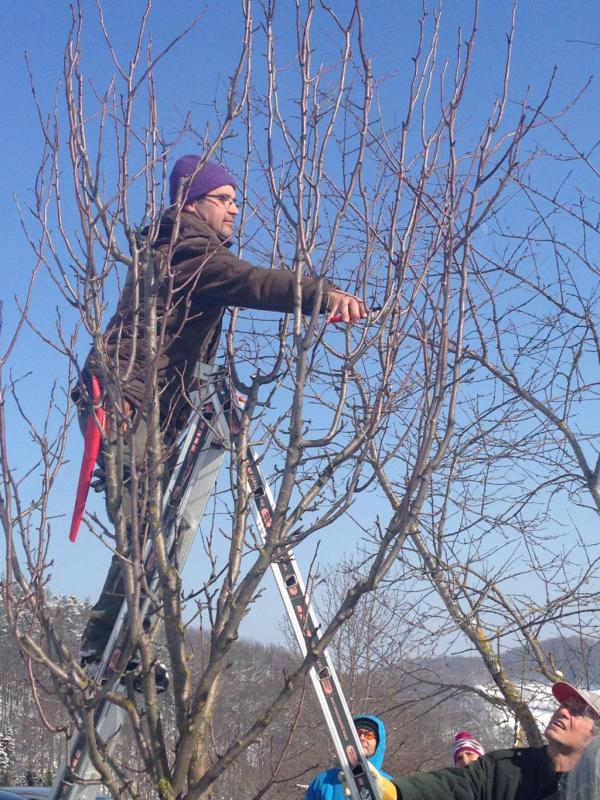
[552,681,600,719]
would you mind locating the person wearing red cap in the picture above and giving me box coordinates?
[364,681,600,800]
[75,154,368,669]
[452,731,485,768]
[565,725,600,800]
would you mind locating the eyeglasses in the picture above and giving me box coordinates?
[201,193,239,209]
[561,699,598,719]
[355,728,377,741]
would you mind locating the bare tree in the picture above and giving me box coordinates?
[0,1,582,798]
[319,21,600,749]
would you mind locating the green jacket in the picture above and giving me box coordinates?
[394,746,565,800]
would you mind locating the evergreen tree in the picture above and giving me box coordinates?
[0,727,15,784]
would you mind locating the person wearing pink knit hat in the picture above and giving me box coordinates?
[451,730,485,768]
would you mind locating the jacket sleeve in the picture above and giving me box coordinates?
[170,235,334,316]
[394,759,489,800]
[304,778,317,800]
[304,772,326,800]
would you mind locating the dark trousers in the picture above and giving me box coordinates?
[80,412,172,658]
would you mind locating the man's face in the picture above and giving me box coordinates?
[355,726,377,757]
[455,750,481,768]
[545,697,597,753]
[192,184,238,237]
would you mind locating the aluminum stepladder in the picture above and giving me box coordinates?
[52,365,379,800]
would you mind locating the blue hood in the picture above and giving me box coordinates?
[353,714,386,771]
[304,714,390,800]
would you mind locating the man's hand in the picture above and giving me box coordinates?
[337,764,397,800]
[367,763,398,800]
[328,289,368,324]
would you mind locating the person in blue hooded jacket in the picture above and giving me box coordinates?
[305,714,391,800]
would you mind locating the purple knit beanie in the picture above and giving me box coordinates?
[169,155,237,205]
[452,731,485,765]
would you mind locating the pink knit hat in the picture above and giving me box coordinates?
[452,731,485,765]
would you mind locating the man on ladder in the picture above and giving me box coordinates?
[71,152,367,680]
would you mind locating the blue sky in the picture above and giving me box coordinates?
[2,1,600,643]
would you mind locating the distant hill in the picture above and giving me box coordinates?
[407,634,600,688]
[0,592,597,793]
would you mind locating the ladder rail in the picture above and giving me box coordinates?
[52,395,225,800]
[214,375,380,800]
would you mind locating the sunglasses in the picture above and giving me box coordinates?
[355,728,377,741]
[561,699,598,719]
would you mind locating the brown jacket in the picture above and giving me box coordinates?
[82,208,333,427]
